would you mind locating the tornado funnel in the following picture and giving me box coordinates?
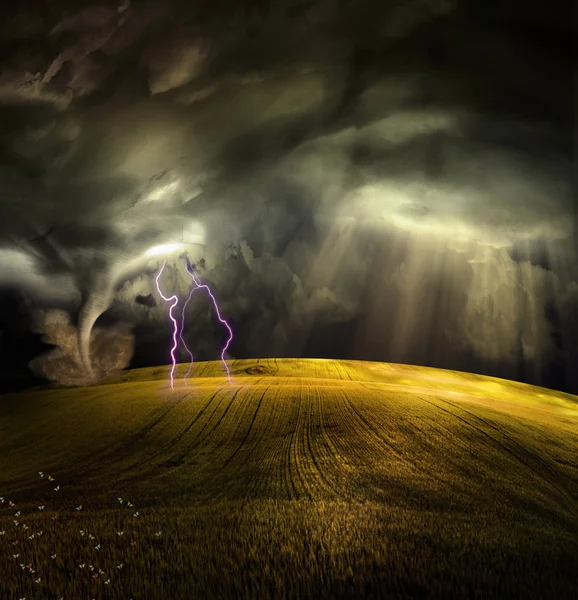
[77,277,115,381]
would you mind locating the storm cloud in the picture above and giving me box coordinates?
[0,1,574,390]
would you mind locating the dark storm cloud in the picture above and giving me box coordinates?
[135,292,156,308]
[0,1,575,388]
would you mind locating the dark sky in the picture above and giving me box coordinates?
[0,0,575,393]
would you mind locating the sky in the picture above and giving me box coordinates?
[0,0,575,393]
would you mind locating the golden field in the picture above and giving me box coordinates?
[0,358,576,599]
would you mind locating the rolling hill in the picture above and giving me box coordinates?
[1,358,577,599]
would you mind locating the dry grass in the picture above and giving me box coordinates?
[1,358,577,599]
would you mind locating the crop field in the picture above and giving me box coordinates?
[1,358,577,599]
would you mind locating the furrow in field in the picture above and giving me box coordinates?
[337,361,354,381]
[336,386,456,503]
[208,386,280,500]
[169,388,227,446]
[349,384,458,479]
[351,385,463,485]
[117,386,230,477]
[151,386,244,469]
[325,385,406,501]
[320,386,377,477]
[240,386,288,500]
[334,386,412,472]
[176,387,245,458]
[311,385,352,499]
[217,386,268,471]
[409,394,497,480]
[215,397,276,498]
[277,387,301,500]
[354,385,576,513]
[133,385,256,495]
[441,396,575,488]
[290,385,315,501]
[299,385,340,500]
[233,385,294,499]
[260,386,304,501]
[190,386,258,474]
[194,386,271,500]
[72,387,196,478]
[286,386,306,499]
[420,394,578,513]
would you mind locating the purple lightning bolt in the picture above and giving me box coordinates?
[179,285,196,384]
[154,260,179,390]
[184,260,233,384]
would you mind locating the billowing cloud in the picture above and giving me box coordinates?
[0,1,574,390]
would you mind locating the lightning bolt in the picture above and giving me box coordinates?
[184,260,233,384]
[154,260,179,390]
[179,285,196,385]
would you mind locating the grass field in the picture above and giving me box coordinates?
[1,358,577,599]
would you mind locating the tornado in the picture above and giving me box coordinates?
[77,272,116,381]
